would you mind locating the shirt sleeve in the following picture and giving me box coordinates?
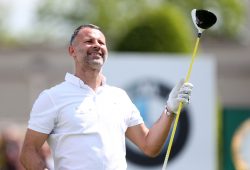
[122,91,144,127]
[127,103,144,127]
[28,90,58,134]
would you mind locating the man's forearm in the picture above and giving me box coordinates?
[20,148,47,170]
[145,110,175,157]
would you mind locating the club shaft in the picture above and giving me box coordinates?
[186,36,200,82]
[162,36,201,170]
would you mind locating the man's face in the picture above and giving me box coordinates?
[69,27,108,70]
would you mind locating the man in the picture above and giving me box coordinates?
[20,24,193,170]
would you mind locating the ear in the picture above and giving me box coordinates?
[68,45,76,59]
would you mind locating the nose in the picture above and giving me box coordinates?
[92,40,101,49]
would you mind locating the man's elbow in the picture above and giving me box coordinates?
[143,147,162,158]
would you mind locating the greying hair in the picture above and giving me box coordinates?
[70,24,101,45]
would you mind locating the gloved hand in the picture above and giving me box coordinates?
[166,79,193,114]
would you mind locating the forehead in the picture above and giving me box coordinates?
[78,27,106,40]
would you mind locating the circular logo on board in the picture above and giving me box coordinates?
[125,79,191,167]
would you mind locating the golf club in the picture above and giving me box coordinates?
[162,9,217,170]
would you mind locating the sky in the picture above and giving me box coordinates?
[1,0,40,34]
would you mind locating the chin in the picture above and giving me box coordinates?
[91,63,103,70]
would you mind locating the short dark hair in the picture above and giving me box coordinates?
[70,24,101,45]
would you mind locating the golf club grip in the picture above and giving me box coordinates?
[162,37,201,170]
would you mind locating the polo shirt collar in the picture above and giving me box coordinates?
[65,72,106,88]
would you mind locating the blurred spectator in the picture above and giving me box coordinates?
[0,124,24,170]
[0,123,54,170]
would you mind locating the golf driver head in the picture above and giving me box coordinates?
[191,9,217,34]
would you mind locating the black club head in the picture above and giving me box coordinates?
[191,9,217,34]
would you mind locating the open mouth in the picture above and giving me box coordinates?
[89,52,102,59]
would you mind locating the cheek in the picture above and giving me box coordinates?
[77,48,87,57]
[104,53,108,62]
[78,48,85,55]
[103,48,108,59]
[74,49,86,63]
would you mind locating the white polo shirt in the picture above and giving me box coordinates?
[28,73,144,170]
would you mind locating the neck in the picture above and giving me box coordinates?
[75,69,103,91]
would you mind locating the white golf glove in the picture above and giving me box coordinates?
[166,79,193,114]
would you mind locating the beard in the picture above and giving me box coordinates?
[84,52,107,70]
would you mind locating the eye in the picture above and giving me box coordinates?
[98,40,106,45]
[84,40,92,43]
